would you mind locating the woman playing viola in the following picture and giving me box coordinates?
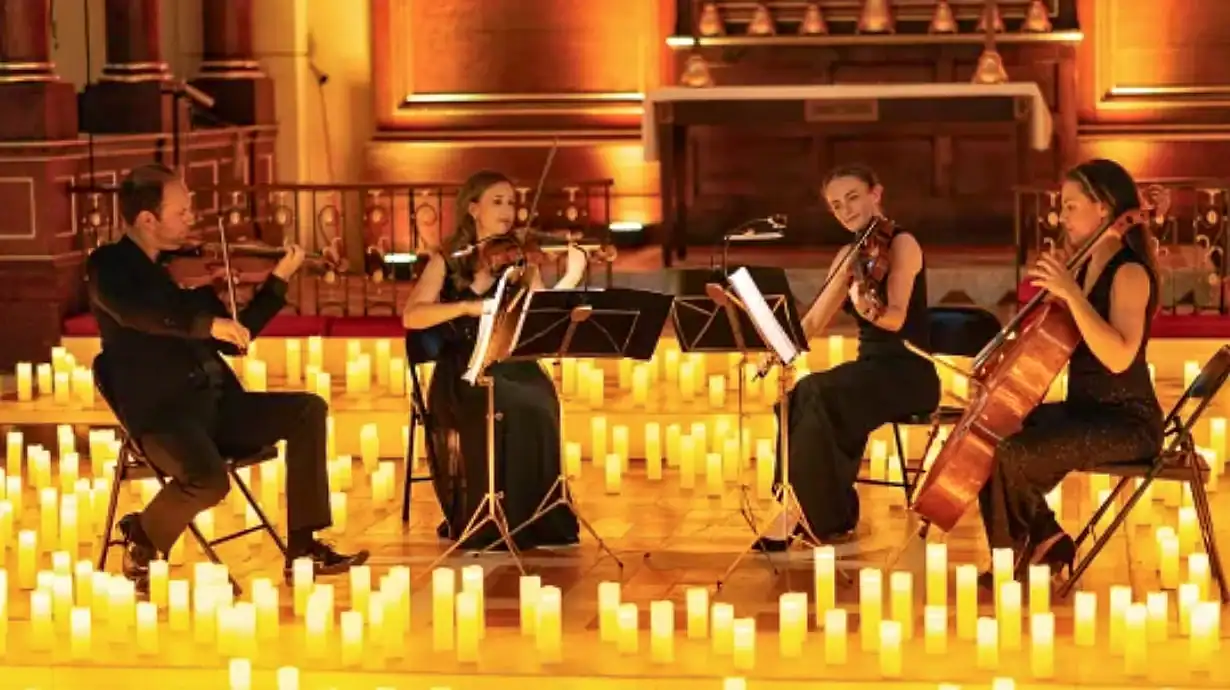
[401,170,587,551]
[758,164,941,550]
[979,159,1163,582]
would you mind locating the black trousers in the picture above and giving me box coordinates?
[978,401,1163,552]
[134,389,333,554]
[776,353,940,537]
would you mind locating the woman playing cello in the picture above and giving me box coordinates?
[757,164,941,549]
[979,158,1163,581]
[401,170,588,551]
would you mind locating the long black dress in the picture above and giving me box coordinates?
[777,229,942,538]
[417,271,579,550]
[978,245,1163,552]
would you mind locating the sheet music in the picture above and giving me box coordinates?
[727,267,800,366]
[462,267,514,384]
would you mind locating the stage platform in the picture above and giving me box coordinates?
[0,244,1225,689]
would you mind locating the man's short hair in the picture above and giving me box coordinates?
[118,163,180,226]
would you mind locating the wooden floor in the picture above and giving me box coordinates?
[0,340,1226,689]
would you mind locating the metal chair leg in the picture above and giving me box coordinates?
[1059,477,1153,599]
[229,465,288,558]
[96,452,129,571]
[401,412,418,523]
[891,423,912,504]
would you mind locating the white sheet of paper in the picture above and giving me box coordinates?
[727,267,800,367]
[462,267,514,384]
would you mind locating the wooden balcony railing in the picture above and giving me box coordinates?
[1014,180,1229,315]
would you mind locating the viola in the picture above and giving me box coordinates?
[849,216,895,321]
[164,237,346,289]
[910,206,1151,532]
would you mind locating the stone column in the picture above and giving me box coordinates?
[192,0,275,125]
[0,0,77,139]
[81,0,177,133]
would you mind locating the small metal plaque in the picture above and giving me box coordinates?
[803,99,879,122]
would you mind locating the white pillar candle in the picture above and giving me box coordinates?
[878,620,902,677]
[535,586,562,662]
[432,567,455,651]
[823,608,847,664]
[649,600,674,663]
[955,564,977,640]
[686,587,708,638]
[598,581,621,642]
[616,602,638,654]
[731,617,755,670]
[1030,612,1054,678]
[1146,591,1168,642]
[1073,591,1096,646]
[998,581,1022,650]
[976,617,998,669]
[889,571,913,640]
[711,602,734,655]
[925,543,947,607]
[859,568,882,651]
[778,592,806,657]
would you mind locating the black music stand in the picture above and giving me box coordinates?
[672,267,806,543]
[501,287,675,566]
[708,268,848,588]
[425,268,530,575]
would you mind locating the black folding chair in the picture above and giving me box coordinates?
[400,327,442,523]
[93,351,288,593]
[1059,345,1230,600]
[860,305,1003,503]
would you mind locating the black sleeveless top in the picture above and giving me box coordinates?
[1068,245,1161,417]
[842,228,931,358]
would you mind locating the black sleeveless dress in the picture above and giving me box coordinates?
[419,272,579,550]
[978,245,1163,550]
[776,228,941,538]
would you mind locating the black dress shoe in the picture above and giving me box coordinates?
[283,539,370,583]
[117,513,155,595]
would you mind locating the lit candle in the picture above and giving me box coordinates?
[276,666,299,690]
[53,371,70,404]
[708,375,725,408]
[30,590,51,649]
[679,435,697,489]
[375,339,391,388]
[17,530,36,589]
[460,564,485,639]
[519,575,541,636]
[1188,552,1210,600]
[1178,582,1198,635]
[15,362,32,401]
[1178,506,1198,553]
[292,557,314,617]
[679,360,696,400]
[432,567,455,651]
[732,617,755,670]
[955,564,977,640]
[976,617,998,669]
[136,601,158,655]
[285,339,302,386]
[644,423,662,480]
[632,365,649,407]
[1184,360,1200,389]
[564,442,582,478]
[455,592,479,663]
[924,605,946,654]
[889,571,913,640]
[616,602,639,654]
[686,587,708,638]
[828,335,844,364]
[359,424,379,473]
[168,579,190,631]
[68,606,91,659]
[991,548,1013,594]
[1108,585,1130,655]
[1073,591,1096,646]
[1027,564,1050,621]
[1030,612,1054,678]
[1211,416,1226,463]
[598,580,621,642]
[813,546,836,624]
[605,453,622,493]
[779,591,806,657]
[1146,591,1168,642]
[925,543,947,607]
[244,359,267,392]
[1123,603,1147,676]
[823,608,847,665]
[588,369,605,408]
[711,602,734,655]
[350,565,371,616]
[535,586,562,662]
[1158,526,1180,588]
[1189,601,1217,668]
[879,620,902,677]
[229,659,252,690]
[859,568,883,651]
[304,593,327,659]
[649,600,674,663]
[998,581,1022,650]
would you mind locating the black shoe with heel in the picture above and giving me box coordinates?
[117,513,156,596]
[1030,532,1076,580]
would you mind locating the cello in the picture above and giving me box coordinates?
[910,204,1152,532]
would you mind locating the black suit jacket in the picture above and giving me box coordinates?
[87,235,288,433]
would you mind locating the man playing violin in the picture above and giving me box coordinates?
[977,159,1163,584]
[402,169,586,551]
[756,163,941,550]
[87,163,368,593]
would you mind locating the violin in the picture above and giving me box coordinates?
[909,206,1151,533]
[474,229,618,274]
[849,216,895,321]
[164,235,345,289]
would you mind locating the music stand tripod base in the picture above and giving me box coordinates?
[425,375,527,575]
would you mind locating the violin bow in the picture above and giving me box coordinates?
[215,216,241,324]
[504,139,560,298]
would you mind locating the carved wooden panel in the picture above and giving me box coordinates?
[1081,0,1230,120]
